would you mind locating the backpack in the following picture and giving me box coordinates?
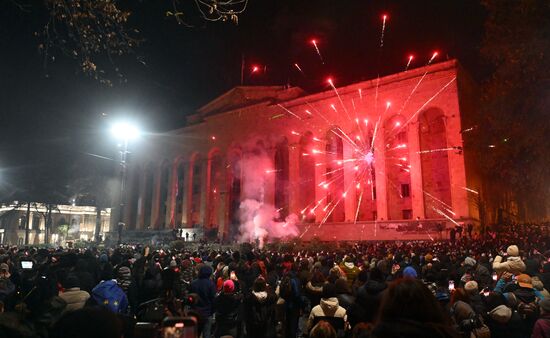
[92,280,127,313]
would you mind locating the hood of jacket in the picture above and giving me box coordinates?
[252,291,268,302]
[320,297,339,314]
[488,305,512,324]
[198,265,213,279]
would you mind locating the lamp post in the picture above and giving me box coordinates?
[110,122,140,245]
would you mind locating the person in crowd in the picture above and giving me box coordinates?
[306,283,348,334]
[532,298,550,338]
[91,269,128,314]
[58,275,90,313]
[371,278,457,337]
[309,320,337,338]
[305,270,326,308]
[493,245,526,276]
[244,276,277,338]
[190,264,216,338]
[214,279,242,338]
[340,256,360,289]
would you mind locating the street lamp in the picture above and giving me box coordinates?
[110,121,140,244]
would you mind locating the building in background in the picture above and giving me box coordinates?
[0,202,111,245]
[120,60,481,241]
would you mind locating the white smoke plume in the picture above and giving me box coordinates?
[236,138,299,247]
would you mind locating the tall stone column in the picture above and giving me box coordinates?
[288,144,301,216]
[165,163,177,228]
[343,142,356,222]
[374,128,388,220]
[199,160,208,228]
[408,122,426,219]
[314,151,327,223]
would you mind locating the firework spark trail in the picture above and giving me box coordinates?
[462,187,479,194]
[355,189,365,224]
[370,101,391,149]
[358,88,363,101]
[393,76,456,137]
[423,191,455,214]
[277,104,302,120]
[306,102,332,125]
[294,63,305,75]
[433,206,460,227]
[311,40,324,64]
[328,79,353,122]
[416,147,457,154]
[405,55,414,71]
[397,52,439,115]
[380,14,388,48]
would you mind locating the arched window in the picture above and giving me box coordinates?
[325,128,345,222]
[384,115,412,220]
[188,154,203,227]
[419,108,452,218]
[274,138,290,220]
[175,160,186,226]
[143,163,154,228]
[207,151,224,229]
[157,163,170,229]
[299,132,316,222]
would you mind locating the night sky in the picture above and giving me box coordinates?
[0,0,486,202]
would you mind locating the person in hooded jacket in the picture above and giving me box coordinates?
[190,265,216,338]
[493,245,526,276]
[58,275,90,313]
[214,279,242,338]
[347,267,387,328]
[339,256,360,289]
[244,276,277,338]
[306,283,348,334]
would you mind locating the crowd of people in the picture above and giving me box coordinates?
[0,223,550,338]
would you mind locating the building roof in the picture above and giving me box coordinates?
[196,85,305,118]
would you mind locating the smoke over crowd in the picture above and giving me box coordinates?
[236,138,300,247]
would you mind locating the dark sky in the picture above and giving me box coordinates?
[0,0,486,201]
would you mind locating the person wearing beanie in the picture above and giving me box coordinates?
[214,279,242,338]
[59,275,90,313]
[403,266,418,279]
[306,283,348,334]
[533,298,550,338]
[493,245,526,276]
[464,281,478,296]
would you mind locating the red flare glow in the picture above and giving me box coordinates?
[251,65,259,73]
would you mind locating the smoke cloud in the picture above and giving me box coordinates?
[236,139,299,247]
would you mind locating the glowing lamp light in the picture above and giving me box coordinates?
[110,121,140,141]
[342,192,347,198]
[395,121,401,127]
[211,136,216,141]
[354,166,359,171]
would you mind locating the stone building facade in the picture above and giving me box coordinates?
[121,60,481,241]
[0,203,111,245]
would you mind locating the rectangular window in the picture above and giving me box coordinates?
[372,211,377,221]
[402,209,413,219]
[373,187,377,200]
[401,184,410,198]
